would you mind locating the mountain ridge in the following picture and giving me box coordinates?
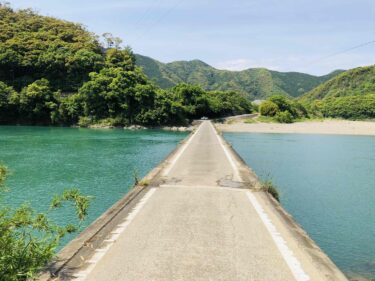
[300,65,375,102]
[135,54,344,100]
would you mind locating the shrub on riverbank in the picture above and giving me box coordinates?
[259,95,308,123]
[261,180,280,202]
[0,165,91,280]
[260,100,279,117]
[275,111,293,123]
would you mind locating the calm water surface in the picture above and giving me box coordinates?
[0,126,187,247]
[225,132,375,279]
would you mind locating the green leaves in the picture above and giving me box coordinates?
[0,5,103,92]
[260,95,308,123]
[301,65,375,103]
[0,4,254,127]
[0,165,91,280]
[260,100,279,117]
[50,188,91,222]
[320,94,375,119]
[0,165,7,189]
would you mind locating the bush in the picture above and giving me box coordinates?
[0,164,91,280]
[320,94,375,119]
[260,95,308,122]
[77,116,93,127]
[275,111,293,123]
[251,102,259,112]
[260,100,279,117]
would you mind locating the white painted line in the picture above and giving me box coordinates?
[246,191,310,281]
[162,122,203,176]
[209,122,242,182]
[73,188,157,281]
[160,184,244,192]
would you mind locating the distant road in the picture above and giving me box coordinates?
[217,113,259,122]
[56,121,347,281]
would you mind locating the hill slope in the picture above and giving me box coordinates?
[0,4,103,92]
[135,54,342,100]
[300,65,375,102]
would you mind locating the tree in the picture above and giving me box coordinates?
[79,67,149,123]
[0,81,17,123]
[275,111,293,123]
[55,93,84,125]
[260,100,279,117]
[264,95,308,120]
[14,79,58,124]
[269,95,296,116]
[105,47,136,71]
[0,5,103,91]
[320,94,375,119]
[102,33,123,49]
[171,84,208,118]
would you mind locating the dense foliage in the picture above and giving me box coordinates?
[300,65,375,119]
[311,94,375,119]
[0,4,252,126]
[0,165,91,280]
[135,54,342,100]
[259,95,308,123]
[0,4,103,92]
[300,66,375,103]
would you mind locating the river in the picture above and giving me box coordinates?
[224,132,375,279]
[0,126,187,247]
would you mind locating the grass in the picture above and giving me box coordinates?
[243,118,257,124]
[138,179,150,187]
[133,170,139,185]
[243,116,277,124]
[261,180,280,202]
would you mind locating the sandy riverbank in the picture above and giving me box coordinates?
[216,120,375,136]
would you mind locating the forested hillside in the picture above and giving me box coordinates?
[135,54,342,100]
[0,5,104,92]
[300,65,375,102]
[300,65,375,119]
[0,4,252,126]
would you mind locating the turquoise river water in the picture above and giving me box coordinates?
[225,132,375,279]
[1,126,374,279]
[0,126,187,247]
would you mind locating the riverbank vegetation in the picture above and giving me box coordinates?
[300,66,375,120]
[1,3,374,126]
[261,180,280,202]
[0,164,91,280]
[257,65,375,123]
[0,4,252,127]
[259,95,308,123]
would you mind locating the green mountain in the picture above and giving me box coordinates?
[135,54,343,100]
[0,4,252,126]
[300,65,375,102]
[0,4,104,92]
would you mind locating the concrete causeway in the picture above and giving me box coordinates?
[42,121,348,281]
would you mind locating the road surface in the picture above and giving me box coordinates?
[68,121,347,281]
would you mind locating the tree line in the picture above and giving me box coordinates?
[259,93,375,122]
[0,4,252,127]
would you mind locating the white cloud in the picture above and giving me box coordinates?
[213,52,375,75]
[214,58,282,71]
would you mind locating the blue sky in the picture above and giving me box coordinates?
[8,0,375,75]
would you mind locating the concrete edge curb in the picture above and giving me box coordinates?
[38,129,196,280]
[214,123,348,280]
